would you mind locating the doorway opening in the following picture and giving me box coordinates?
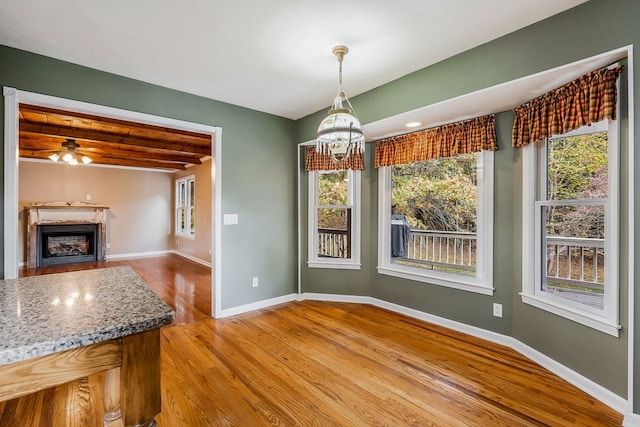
[3,87,223,317]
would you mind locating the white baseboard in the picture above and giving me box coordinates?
[24,250,210,266]
[20,250,174,266]
[298,292,372,304]
[511,340,627,414]
[217,293,298,318]
[624,412,640,426]
[172,250,212,268]
[298,292,627,415]
[106,250,172,260]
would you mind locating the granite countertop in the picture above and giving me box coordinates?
[0,266,174,365]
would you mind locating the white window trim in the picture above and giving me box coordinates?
[307,169,361,269]
[377,150,494,295]
[175,174,196,239]
[521,120,621,337]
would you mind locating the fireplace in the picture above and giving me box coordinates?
[25,202,109,268]
[37,224,98,267]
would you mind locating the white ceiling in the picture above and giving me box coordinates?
[0,0,587,120]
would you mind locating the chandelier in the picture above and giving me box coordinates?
[316,45,365,163]
[48,139,92,165]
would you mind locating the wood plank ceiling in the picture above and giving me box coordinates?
[18,104,212,171]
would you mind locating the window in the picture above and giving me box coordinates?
[378,151,494,294]
[308,169,361,269]
[176,175,195,237]
[521,120,620,336]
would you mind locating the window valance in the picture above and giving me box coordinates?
[305,146,365,171]
[374,114,497,168]
[512,65,623,148]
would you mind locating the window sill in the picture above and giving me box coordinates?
[520,293,620,337]
[175,234,195,240]
[377,265,494,296]
[308,261,361,270]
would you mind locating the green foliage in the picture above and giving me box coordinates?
[547,131,608,239]
[318,171,348,206]
[318,208,349,231]
[547,132,608,201]
[317,171,350,230]
[392,154,477,232]
[313,130,608,239]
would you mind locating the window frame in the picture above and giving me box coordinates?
[377,150,494,295]
[175,175,196,239]
[308,168,361,269]
[521,120,620,336]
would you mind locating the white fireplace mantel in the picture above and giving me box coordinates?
[25,202,110,226]
[24,202,110,268]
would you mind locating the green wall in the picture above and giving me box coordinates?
[2,0,639,413]
[297,0,638,402]
[0,45,298,310]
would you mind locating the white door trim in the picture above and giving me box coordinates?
[2,87,223,318]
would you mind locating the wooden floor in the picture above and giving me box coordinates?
[17,254,212,325]
[2,255,623,426]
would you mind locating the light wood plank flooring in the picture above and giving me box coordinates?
[1,255,623,426]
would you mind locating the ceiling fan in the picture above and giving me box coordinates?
[46,139,92,165]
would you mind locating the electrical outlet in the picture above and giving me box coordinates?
[86,194,91,201]
[493,303,503,318]
[106,243,111,249]
[252,277,259,288]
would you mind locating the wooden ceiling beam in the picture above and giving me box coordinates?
[19,103,212,145]
[19,123,211,156]
[18,104,212,170]
[19,133,205,159]
[19,137,203,165]
[19,150,187,171]
[96,151,200,165]
[86,155,188,170]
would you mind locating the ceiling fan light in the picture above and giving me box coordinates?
[50,139,92,165]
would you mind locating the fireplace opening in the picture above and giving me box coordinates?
[37,224,98,267]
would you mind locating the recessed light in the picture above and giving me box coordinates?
[406,122,421,128]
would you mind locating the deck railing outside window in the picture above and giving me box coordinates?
[543,235,604,309]
[317,209,352,259]
[316,229,604,301]
[404,230,476,272]
[317,228,350,258]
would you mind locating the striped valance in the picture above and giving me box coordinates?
[374,114,497,168]
[305,146,365,171]
[512,65,623,148]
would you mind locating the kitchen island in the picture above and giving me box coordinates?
[0,266,174,426]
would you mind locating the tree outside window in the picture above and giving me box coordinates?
[521,119,620,336]
[308,169,361,269]
[539,126,609,309]
[378,150,494,295]
[391,154,478,275]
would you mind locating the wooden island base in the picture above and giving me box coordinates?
[0,329,161,427]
